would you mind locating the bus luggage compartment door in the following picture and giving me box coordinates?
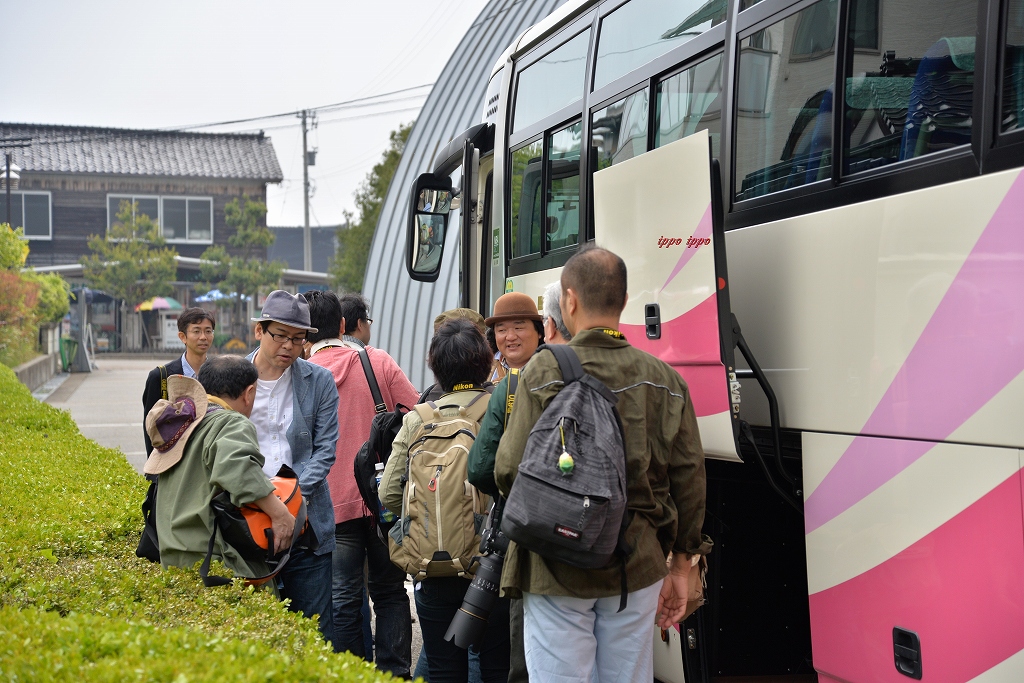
[593,130,740,461]
[804,431,1024,682]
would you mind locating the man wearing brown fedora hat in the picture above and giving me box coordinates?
[484,292,544,384]
[145,364,295,578]
[247,289,340,643]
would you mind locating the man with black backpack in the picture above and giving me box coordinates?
[304,290,419,676]
[494,247,711,683]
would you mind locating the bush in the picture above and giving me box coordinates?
[0,364,395,681]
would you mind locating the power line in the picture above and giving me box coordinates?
[164,84,434,132]
[227,105,425,135]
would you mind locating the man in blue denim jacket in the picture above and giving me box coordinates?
[248,290,339,643]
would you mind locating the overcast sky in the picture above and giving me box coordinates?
[3,0,490,227]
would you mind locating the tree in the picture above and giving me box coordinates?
[331,122,413,292]
[199,196,284,340]
[81,200,177,311]
[0,223,71,366]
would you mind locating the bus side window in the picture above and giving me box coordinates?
[510,140,544,258]
[592,89,649,171]
[844,0,978,173]
[546,121,582,252]
[655,52,723,158]
[1002,0,1024,133]
[734,0,838,202]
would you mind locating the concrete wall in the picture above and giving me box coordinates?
[13,352,59,392]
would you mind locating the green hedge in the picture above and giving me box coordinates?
[0,364,394,681]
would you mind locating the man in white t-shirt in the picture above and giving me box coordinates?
[247,290,339,643]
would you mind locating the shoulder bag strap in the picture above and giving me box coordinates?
[504,368,520,430]
[356,348,387,414]
[159,365,169,400]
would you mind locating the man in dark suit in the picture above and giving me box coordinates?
[142,307,216,454]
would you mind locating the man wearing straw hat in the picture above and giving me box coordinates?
[144,360,295,578]
[247,290,340,643]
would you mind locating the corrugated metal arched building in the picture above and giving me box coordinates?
[363,0,564,389]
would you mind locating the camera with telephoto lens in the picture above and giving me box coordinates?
[444,497,509,649]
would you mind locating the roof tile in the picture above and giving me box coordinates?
[0,123,283,182]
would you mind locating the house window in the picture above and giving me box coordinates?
[107,194,213,243]
[0,191,52,239]
[108,195,160,231]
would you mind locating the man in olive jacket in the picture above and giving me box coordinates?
[494,247,710,682]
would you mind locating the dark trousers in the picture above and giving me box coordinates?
[508,597,529,683]
[279,547,334,643]
[333,517,412,677]
[414,576,510,683]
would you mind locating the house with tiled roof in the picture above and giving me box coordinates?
[1,123,283,267]
[1,123,327,351]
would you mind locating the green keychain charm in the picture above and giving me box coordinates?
[557,418,575,475]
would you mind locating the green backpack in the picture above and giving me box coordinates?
[388,392,490,580]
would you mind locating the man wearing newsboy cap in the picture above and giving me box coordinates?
[247,290,340,643]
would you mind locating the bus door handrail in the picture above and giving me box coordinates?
[731,314,803,514]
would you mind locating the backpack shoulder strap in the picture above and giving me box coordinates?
[504,369,520,430]
[159,365,169,400]
[544,344,583,385]
[413,401,437,424]
[356,348,387,414]
[545,344,618,406]
[463,391,490,423]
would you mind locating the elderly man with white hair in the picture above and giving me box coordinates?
[542,280,573,345]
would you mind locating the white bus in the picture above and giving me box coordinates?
[404,0,1024,680]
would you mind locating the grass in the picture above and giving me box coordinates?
[0,363,395,682]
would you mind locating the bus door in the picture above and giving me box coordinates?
[592,129,741,462]
[593,130,742,683]
[406,123,495,313]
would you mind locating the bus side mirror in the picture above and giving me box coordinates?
[406,173,455,282]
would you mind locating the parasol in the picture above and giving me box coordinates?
[135,296,183,312]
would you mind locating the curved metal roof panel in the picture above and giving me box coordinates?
[363,0,565,390]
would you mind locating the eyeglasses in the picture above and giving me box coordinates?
[365,318,374,325]
[266,331,307,346]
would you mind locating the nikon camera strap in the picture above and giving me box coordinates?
[504,368,520,429]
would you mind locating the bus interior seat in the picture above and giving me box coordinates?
[898,36,975,161]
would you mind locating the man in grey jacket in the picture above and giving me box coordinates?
[248,290,340,643]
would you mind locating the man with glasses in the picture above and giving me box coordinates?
[248,290,340,643]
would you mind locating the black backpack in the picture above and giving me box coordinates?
[135,364,168,563]
[500,344,633,609]
[352,348,412,539]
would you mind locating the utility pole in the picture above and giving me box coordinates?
[1,136,31,227]
[300,110,312,272]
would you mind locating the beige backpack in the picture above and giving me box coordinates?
[388,392,490,579]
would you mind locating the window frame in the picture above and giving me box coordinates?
[507,114,585,277]
[730,0,840,206]
[725,0,991,229]
[984,0,1024,173]
[3,190,53,240]
[107,193,160,234]
[162,196,215,244]
[105,193,214,244]
[510,19,595,140]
